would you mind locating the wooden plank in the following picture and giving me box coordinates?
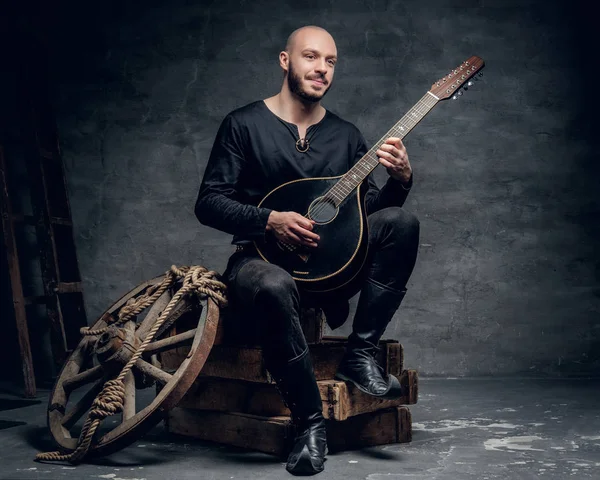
[11,214,72,226]
[166,406,412,456]
[321,370,418,420]
[166,408,294,456]
[55,281,83,294]
[24,145,69,368]
[166,339,403,384]
[385,341,404,377]
[179,377,283,416]
[327,406,412,451]
[177,370,417,421]
[0,145,36,397]
[200,345,268,382]
[406,369,419,405]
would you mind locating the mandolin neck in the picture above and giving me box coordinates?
[327,91,439,205]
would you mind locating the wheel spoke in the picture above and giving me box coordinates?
[134,359,173,385]
[62,365,104,393]
[143,328,196,356]
[122,372,136,421]
[62,379,105,429]
[135,291,171,340]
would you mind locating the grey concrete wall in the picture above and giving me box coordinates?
[42,0,598,376]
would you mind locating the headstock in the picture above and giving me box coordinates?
[430,56,485,101]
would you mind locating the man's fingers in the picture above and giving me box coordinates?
[291,224,320,242]
[284,231,303,245]
[292,213,315,230]
[385,137,403,147]
[378,145,401,158]
[379,143,407,157]
[377,150,400,165]
[283,229,318,248]
[378,158,394,169]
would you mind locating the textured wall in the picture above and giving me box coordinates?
[43,0,598,376]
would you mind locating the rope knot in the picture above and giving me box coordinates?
[89,379,125,420]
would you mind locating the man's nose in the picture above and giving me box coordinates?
[314,59,328,73]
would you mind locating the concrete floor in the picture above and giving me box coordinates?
[1,378,599,480]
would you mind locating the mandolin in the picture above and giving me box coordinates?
[254,56,485,294]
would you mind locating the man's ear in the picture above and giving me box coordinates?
[279,51,289,72]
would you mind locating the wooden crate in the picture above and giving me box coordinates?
[166,406,412,456]
[161,339,403,384]
[177,370,418,421]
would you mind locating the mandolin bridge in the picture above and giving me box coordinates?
[296,253,310,263]
[275,241,310,263]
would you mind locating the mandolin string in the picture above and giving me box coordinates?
[306,94,437,224]
[309,93,437,220]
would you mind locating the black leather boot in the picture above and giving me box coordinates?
[266,350,327,476]
[335,278,407,399]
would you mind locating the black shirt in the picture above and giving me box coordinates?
[195,101,412,244]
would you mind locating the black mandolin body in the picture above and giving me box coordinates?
[255,176,369,294]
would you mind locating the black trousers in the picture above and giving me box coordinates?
[222,207,420,367]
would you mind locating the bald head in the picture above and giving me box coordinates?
[285,26,336,55]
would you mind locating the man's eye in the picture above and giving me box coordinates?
[328,60,336,66]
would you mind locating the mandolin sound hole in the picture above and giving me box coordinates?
[307,196,338,224]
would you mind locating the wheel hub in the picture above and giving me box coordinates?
[94,326,140,369]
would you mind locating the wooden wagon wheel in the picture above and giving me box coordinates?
[46,274,221,458]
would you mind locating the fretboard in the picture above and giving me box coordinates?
[327,91,439,205]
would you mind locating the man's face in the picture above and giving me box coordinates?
[284,29,337,103]
[287,57,334,103]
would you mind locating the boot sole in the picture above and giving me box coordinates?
[334,371,404,399]
[286,445,326,476]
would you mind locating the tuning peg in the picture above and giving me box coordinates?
[452,95,458,100]
[467,81,473,87]
[458,90,463,96]
[478,72,483,77]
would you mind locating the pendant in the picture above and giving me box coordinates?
[295,138,310,153]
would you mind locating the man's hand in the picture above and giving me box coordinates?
[266,211,320,247]
[376,137,412,185]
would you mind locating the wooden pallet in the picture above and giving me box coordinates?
[166,405,412,457]
[177,370,418,420]
[161,338,403,384]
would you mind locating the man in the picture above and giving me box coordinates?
[195,26,419,476]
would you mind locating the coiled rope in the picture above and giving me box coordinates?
[35,265,227,464]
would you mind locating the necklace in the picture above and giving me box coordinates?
[295,137,310,153]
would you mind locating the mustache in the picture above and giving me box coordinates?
[308,75,327,83]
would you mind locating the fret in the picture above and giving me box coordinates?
[335,185,349,196]
[329,91,439,207]
[329,192,343,203]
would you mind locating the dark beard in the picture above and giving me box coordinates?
[287,60,331,103]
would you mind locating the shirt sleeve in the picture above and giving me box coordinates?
[194,114,272,240]
[353,132,412,215]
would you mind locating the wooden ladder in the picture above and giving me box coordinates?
[0,37,87,397]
